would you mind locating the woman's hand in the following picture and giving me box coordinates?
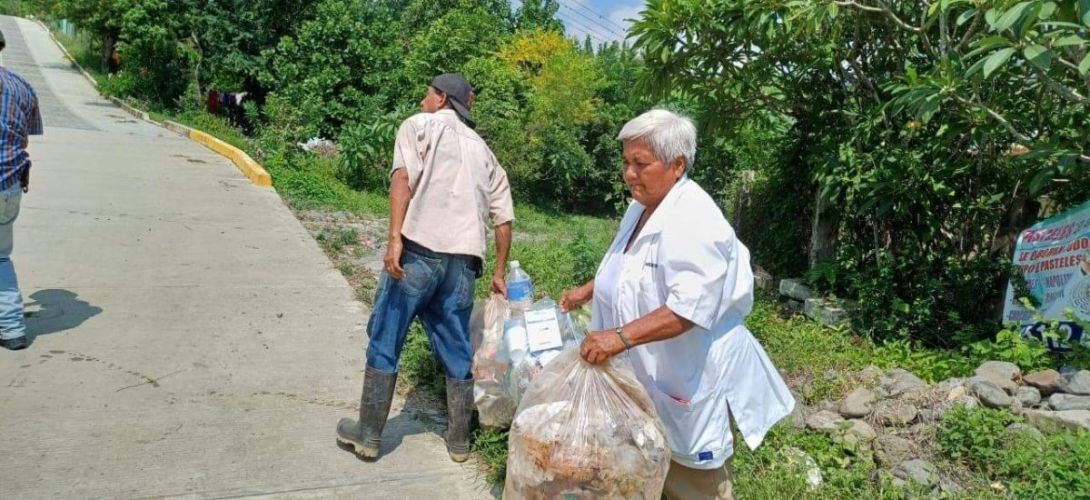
[560,282,593,312]
[580,330,626,364]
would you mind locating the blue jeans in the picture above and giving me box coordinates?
[0,183,24,340]
[366,239,479,381]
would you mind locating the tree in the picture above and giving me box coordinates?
[630,0,1090,344]
[261,0,401,138]
[57,0,129,72]
[515,0,563,32]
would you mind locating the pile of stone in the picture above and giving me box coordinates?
[778,279,854,325]
[791,362,1090,493]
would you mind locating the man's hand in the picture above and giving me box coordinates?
[560,284,592,312]
[19,169,29,193]
[580,330,626,364]
[491,271,506,296]
[384,238,405,279]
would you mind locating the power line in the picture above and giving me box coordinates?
[558,1,625,38]
[560,0,629,34]
[554,11,612,46]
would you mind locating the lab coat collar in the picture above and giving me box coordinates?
[630,176,691,245]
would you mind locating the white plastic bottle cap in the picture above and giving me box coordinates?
[509,260,520,269]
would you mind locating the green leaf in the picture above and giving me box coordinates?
[1029,168,1056,194]
[993,1,1032,32]
[1052,35,1087,48]
[984,47,1016,77]
[829,1,839,18]
[985,8,1000,26]
[1038,2,1058,20]
[1080,53,1090,76]
[956,8,977,26]
[1082,0,1090,26]
[965,56,989,77]
[1024,44,1052,69]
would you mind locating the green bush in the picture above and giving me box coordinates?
[937,405,1017,469]
[260,0,402,138]
[939,405,1090,499]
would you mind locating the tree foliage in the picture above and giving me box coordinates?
[632,0,1090,345]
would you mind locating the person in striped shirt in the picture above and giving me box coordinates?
[0,30,43,351]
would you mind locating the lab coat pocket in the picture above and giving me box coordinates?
[646,383,730,465]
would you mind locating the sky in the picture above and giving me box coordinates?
[511,0,647,45]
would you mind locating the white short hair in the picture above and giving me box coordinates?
[617,109,697,171]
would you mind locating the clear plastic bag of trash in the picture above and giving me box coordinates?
[503,348,670,499]
[501,299,586,411]
[470,294,517,430]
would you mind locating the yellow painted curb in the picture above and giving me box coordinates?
[37,18,272,188]
[171,122,272,187]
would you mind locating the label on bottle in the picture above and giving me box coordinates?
[524,308,564,352]
[508,279,534,302]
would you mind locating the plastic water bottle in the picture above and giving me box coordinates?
[507,260,534,316]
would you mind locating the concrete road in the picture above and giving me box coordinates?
[0,16,489,499]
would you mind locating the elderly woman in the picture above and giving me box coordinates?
[560,109,794,499]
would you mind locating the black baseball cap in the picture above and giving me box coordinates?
[430,73,475,129]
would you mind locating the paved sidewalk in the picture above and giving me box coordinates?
[0,16,489,499]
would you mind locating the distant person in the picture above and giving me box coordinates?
[336,74,514,462]
[0,30,43,351]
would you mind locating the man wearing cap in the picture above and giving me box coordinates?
[0,30,43,351]
[337,74,514,462]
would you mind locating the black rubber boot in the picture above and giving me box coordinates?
[337,366,396,460]
[445,377,474,463]
[0,335,27,350]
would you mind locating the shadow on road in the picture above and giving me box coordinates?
[24,288,102,343]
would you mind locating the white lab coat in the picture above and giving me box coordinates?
[591,177,795,470]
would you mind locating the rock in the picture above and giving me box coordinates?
[803,298,850,325]
[1006,422,1044,440]
[784,299,804,315]
[874,435,915,467]
[947,385,968,401]
[892,459,939,489]
[841,419,877,447]
[878,369,927,398]
[779,279,813,301]
[939,477,967,495]
[818,399,839,413]
[805,410,844,433]
[974,361,1021,394]
[1023,369,1065,395]
[970,377,1013,408]
[1049,393,1090,411]
[875,400,919,426]
[857,365,884,385]
[1063,370,1090,395]
[1016,386,1042,407]
[936,377,966,394]
[754,265,774,290]
[839,388,876,418]
[782,447,823,491]
[1023,409,1090,432]
[948,395,980,411]
[789,397,807,429]
[918,408,942,423]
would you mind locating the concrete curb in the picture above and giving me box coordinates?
[34,19,272,188]
[109,96,157,123]
[163,120,272,187]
